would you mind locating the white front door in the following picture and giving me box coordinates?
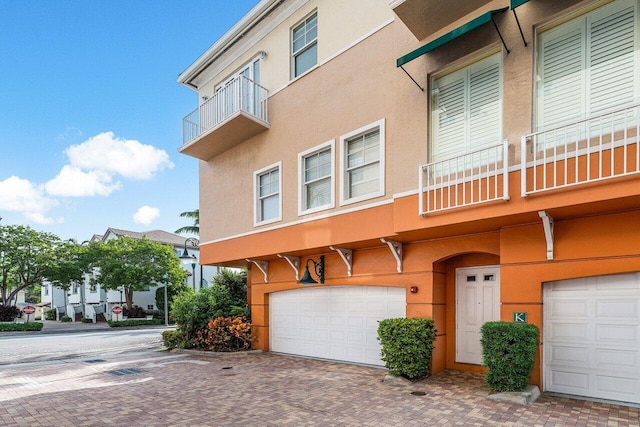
[456,266,501,365]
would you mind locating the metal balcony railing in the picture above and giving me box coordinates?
[182,75,269,146]
[521,103,640,196]
[419,141,510,215]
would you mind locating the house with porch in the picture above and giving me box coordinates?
[178,0,640,405]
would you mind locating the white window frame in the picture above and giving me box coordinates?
[254,161,282,227]
[430,50,503,163]
[534,0,639,131]
[291,11,318,79]
[298,140,335,215]
[339,119,386,206]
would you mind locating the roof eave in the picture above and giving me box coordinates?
[177,0,283,90]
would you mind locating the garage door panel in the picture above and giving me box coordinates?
[545,273,640,404]
[548,345,590,366]
[548,322,589,341]
[270,286,406,366]
[595,348,639,369]
[596,300,639,318]
[550,370,590,392]
[595,324,639,344]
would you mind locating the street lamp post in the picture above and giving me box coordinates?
[163,275,169,327]
[179,238,200,292]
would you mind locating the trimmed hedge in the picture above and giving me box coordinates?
[107,319,163,327]
[0,322,44,332]
[480,321,539,392]
[377,318,437,380]
[162,329,191,350]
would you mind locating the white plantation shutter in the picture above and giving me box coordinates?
[469,58,502,148]
[537,0,638,131]
[589,3,636,114]
[432,53,502,162]
[537,21,586,129]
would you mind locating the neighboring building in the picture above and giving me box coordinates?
[178,0,640,404]
[42,227,215,320]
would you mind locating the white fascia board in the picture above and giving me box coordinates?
[177,0,282,90]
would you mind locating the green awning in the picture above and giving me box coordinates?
[396,7,509,68]
[511,0,530,9]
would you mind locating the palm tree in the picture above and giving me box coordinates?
[175,209,199,235]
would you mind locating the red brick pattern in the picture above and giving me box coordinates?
[0,352,638,426]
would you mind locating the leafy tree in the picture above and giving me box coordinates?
[89,237,186,310]
[0,225,61,306]
[212,268,247,308]
[44,239,89,308]
[175,209,199,235]
[155,280,191,312]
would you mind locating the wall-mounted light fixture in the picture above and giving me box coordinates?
[298,255,324,285]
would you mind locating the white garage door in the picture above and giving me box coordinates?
[544,272,640,404]
[270,286,406,366]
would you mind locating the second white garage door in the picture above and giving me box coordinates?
[544,272,640,404]
[270,286,406,366]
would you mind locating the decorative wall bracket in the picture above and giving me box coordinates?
[538,211,554,260]
[329,246,353,277]
[381,238,403,273]
[277,254,301,281]
[246,259,269,283]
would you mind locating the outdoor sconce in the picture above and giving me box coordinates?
[410,286,418,293]
[298,255,325,285]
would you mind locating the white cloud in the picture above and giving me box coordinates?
[0,176,59,223]
[44,165,121,197]
[24,212,63,225]
[65,132,174,180]
[133,205,160,226]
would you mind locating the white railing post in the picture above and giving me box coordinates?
[521,134,528,197]
[418,164,425,216]
[503,140,510,201]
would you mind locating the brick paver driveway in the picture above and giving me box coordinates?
[0,350,638,426]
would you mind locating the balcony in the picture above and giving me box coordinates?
[419,141,510,215]
[180,75,269,161]
[521,103,640,197]
[390,0,492,40]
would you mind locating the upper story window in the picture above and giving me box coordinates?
[292,12,318,78]
[431,51,502,162]
[536,0,638,131]
[299,141,334,215]
[340,119,385,205]
[44,285,49,296]
[89,284,97,293]
[254,162,282,226]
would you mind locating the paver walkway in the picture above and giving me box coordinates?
[0,351,638,426]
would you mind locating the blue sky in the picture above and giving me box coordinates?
[0,0,259,240]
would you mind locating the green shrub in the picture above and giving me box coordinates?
[162,329,190,349]
[155,281,191,312]
[81,318,93,323]
[123,305,146,318]
[60,315,72,322]
[145,309,162,319]
[171,285,238,339]
[45,309,57,321]
[0,322,44,332]
[480,321,539,392]
[192,316,253,352]
[0,305,21,322]
[377,318,437,380]
[107,319,162,327]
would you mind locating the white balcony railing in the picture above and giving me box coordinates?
[419,141,510,215]
[182,75,269,146]
[521,103,640,197]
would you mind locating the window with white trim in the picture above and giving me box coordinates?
[431,52,502,162]
[254,162,282,225]
[44,285,49,296]
[536,0,639,131]
[340,120,385,205]
[292,12,317,78]
[299,141,334,214]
